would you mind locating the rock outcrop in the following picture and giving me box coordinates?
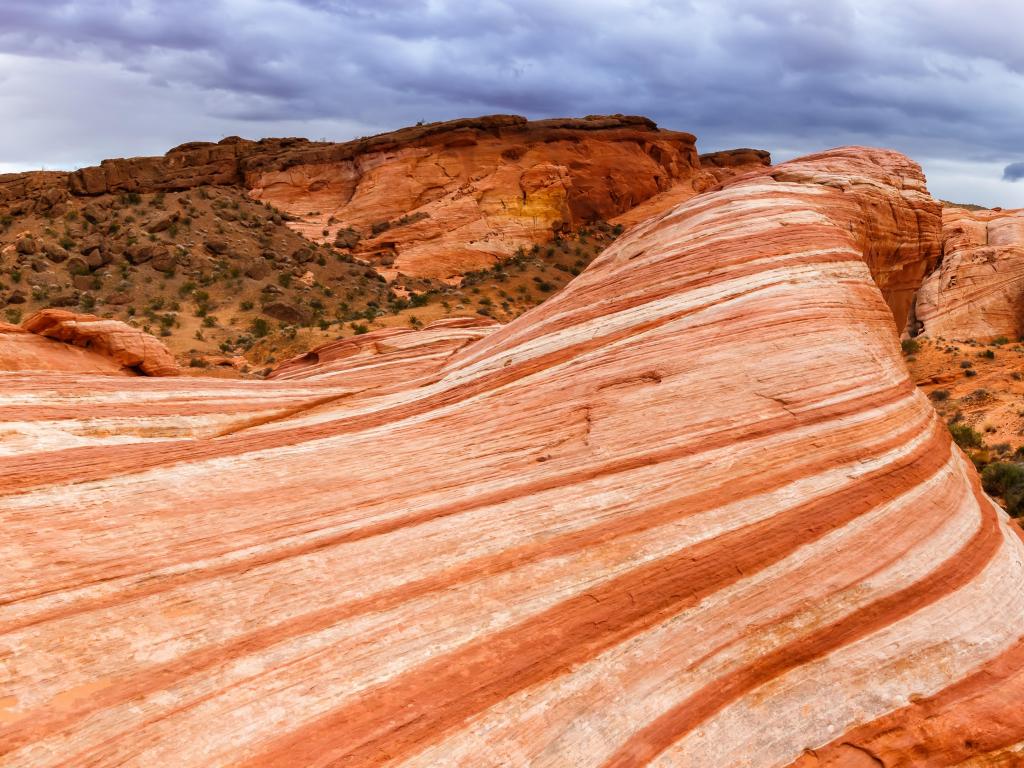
[698,147,773,183]
[0,321,128,375]
[245,115,716,279]
[610,147,772,232]
[19,309,180,375]
[3,147,1023,767]
[915,206,1024,340]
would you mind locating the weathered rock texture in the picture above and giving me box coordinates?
[610,148,772,231]
[915,206,1024,340]
[245,115,716,279]
[269,316,500,381]
[3,148,1023,767]
[18,309,180,376]
[0,321,127,375]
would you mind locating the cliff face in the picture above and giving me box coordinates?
[915,206,1024,340]
[244,115,715,279]
[3,146,1021,767]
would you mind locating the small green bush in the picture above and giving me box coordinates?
[981,462,1024,517]
[901,338,921,355]
[929,389,951,402]
[251,317,270,338]
[948,422,983,449]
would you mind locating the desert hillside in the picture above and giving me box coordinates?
[0,115,768,371]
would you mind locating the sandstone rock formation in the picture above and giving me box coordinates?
[244,115,717,279]
[3,147,1023,767]
[269,316,500,381]
[610,147,772,231]
[19,309,180,376]
[915,206,1024,340]
[0,321,127,375]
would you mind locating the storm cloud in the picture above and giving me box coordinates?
[1005,162,1024,182]
[0,0,1022,206]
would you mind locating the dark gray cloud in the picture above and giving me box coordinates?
[1005,162,1024,182]
[0,0,1022,206]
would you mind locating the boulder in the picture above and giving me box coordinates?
[43,242,70,262]
[22,308,179,375]
[261,300,310,325]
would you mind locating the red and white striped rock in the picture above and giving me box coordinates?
[2,147,1023,768]
[915,206,1024,340]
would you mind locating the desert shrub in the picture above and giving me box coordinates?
[929,389,951,402]
[901,338,921,355]
[993,336,1010,346]
[350,322,369,335]
[960,360,973,369]
[250,317,270,338]
[965,369,978,377]
[981,462,1024,516]
[980,349,996,359]
[948,422,983,449]
[278,273,292,288]
[240,300,254,310]
[189,357,208,368]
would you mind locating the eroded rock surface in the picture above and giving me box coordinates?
[245,115,716,279]
[20,309,180,376]
[1,148,1022,767]
[0,321,127,375]
[915,206,1024,340]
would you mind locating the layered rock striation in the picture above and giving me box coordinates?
[2,147,1023,767]
[915,206,1024,340]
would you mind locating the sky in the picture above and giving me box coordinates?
[1,0,1022,208]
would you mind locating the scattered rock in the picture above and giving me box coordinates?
[43,243,69,263]
[15,238,38,256]
[204,238,229,255]
[261,300,310,325]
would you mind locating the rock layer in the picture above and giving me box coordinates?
[915,206,1024,340]
[1,148,1022,767]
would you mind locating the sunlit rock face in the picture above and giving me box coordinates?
[3,147,1024,768]
[245,115,716,280]
[915,206,1024,341]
